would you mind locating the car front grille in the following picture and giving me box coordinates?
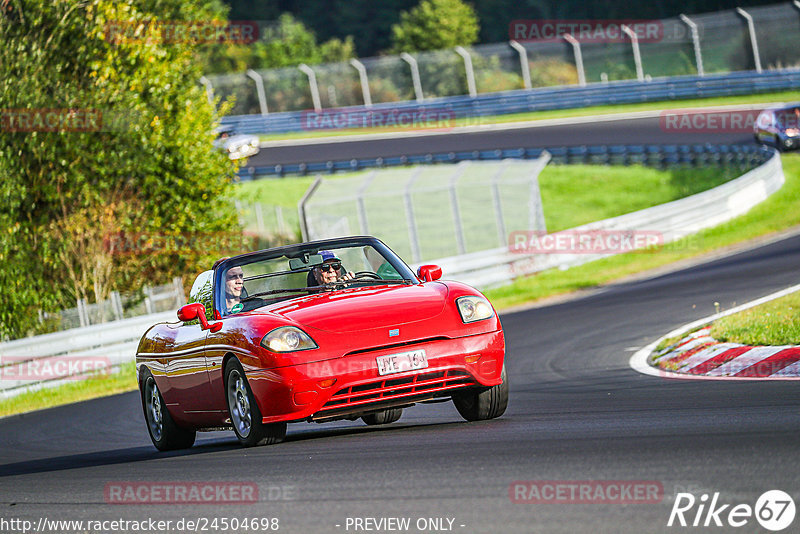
[314,368,476,419]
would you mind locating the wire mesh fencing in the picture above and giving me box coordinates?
[203,3,800,114]
[300,156,550,264]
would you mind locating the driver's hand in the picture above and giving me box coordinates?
[338,271,355,282]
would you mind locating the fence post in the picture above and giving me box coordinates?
[246,69,269,115]
[298,176,323,241]
[404,168,424,263]
[299,64,322,111]
[254,202,266,234]
[454,46,477,98]
[509,41,531,90]
[679,15,705,77]
[491,161,509,248]
[78,298,89,327]
[448,162,469,255]
[349,59,373,107]
[276,205,287,236]
[529,152,551,233]
[562,34,586,87]
[736,8,762,73]
[621,25,644,82]
[199,76,214,106]
[356,170,378,235]
[111,291,123,321]
[173,277,185,307]
[400,52,424,102]
[144,287,154,315]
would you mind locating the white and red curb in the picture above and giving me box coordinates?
[630,282,800,380]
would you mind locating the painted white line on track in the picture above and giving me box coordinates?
[629,282,800,380]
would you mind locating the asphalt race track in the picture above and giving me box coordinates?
[2,231,799,533]
[248,115,755,168]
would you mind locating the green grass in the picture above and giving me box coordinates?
[0,362,137,418]
[539,165,740,231]
[258,90,800,142]
[710,290,800,346]
[484,153,800,310]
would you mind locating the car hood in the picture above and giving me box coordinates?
[261,283,448,333]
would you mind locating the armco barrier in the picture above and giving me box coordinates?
[241,142,771,179]
[222,70,800,139]
[422,148,784,289]
[0,311,175,398]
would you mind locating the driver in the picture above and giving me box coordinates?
[310,250,354,289]
[224,266,244,314]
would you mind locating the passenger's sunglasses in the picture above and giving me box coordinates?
[318,262,341,272]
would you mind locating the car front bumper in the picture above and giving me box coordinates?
[245,329,505,424]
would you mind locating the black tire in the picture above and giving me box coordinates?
[140,368,196,451]
[224,358,286,447]
[362,408,403,425]
[453,365,508,422]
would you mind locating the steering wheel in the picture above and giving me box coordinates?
[350,271,382,280]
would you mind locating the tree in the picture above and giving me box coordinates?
[0,0,242,339]
[389,0,479,53]
[198,14,355,75]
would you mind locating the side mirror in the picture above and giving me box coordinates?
[417,264,442,282]
[177,303,222,332]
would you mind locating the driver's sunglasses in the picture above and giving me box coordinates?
[318,262,341,272]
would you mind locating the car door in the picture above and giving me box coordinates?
[164,322,215,418]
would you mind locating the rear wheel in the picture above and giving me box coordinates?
[141,368,196,451]
[453,365,508,421]
[362,408,403,425]
[225,358,286,447]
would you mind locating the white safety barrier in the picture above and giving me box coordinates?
[0,310,176,398]
[422,150,784,289]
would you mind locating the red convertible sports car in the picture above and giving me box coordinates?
[136,236,507,450]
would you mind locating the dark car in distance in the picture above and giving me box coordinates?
[753,103,800,151]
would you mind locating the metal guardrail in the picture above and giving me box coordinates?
[424,147,784,289]
[241,141,771,179]
[223,69,800,142]
[0,311,176,398]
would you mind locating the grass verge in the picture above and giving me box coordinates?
[0,362,137,419]
[484,153,800,310]
[258,90,800,142]
[710,290,800,345]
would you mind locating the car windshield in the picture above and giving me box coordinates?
[218,240,415,315]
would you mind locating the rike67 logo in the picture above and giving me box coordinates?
[668,490,795,531]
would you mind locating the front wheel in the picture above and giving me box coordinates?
[141,369,196,451]
[453,365,508,421]
[225,359,286,447]
[362,408,403,425]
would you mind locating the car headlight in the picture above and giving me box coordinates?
[456,296,494,323]
[785,128,799,137]
[261,326,318,352]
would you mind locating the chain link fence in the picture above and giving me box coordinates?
[205,3,800,115]
[37,278,185,334]
[299,156,549,264]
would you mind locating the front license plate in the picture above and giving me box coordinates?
[376,349,428,376]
